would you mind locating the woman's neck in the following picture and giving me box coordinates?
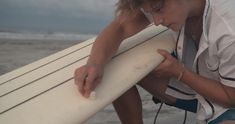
[184,0,205,47]
[188,0,205,19]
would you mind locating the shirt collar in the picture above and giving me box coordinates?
[202,0,211,41]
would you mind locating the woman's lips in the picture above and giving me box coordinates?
[167,23,174,27]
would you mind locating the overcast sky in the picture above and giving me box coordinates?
[0,0,117,34]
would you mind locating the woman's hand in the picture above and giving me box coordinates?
[74,64,104,98]
[153,49,184,79]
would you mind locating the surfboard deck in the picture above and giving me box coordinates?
[0,25,175,124]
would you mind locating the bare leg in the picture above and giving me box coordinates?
[138,73,176,105]
[113,86,143,124]
[112,72,177,124]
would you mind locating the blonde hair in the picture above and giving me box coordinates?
[115,0,156,15]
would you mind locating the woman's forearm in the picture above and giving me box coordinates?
[87,21,125,66]
[180,68,235,108]
[87,11,150,67]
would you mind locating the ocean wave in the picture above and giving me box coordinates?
[0,31,95,41]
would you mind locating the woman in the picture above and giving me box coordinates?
[74,0,235,123]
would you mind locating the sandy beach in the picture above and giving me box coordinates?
[0,38,196,124]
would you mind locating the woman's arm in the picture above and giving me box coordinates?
[156,49,235,108]
[87,10,151,66]
[181,68,235,108]
[75,10,151,98]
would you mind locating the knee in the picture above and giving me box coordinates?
[137,73,169,86]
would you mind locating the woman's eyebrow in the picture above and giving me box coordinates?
[151,0,164,10]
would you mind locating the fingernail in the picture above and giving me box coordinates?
[89,91,96,100]
[84,92,90,98]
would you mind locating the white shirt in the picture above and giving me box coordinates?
[143,0,235,123]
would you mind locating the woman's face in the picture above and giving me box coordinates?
[142,0,190,31]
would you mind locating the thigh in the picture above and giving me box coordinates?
[137,73,178,104]
[137,72,170,95]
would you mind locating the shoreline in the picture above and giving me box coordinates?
[0,39,80,75]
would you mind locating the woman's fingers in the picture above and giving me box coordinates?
[74,66,87,95]
[74,65,104,98]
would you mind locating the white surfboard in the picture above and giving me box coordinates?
[0,25,175,124]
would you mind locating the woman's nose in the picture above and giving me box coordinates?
[152,14,164,26]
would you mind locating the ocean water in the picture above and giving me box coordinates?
[0,31,95,41]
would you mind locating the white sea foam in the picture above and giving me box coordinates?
[0,31,95,41]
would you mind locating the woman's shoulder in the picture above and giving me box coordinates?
[210,0,235,19]
[207,0,235,41]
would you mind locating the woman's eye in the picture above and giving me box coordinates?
[154,8,161,12]
[152,6,163,13]
[152,1,164,13]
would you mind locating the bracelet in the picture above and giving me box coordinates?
[177,65,185,81]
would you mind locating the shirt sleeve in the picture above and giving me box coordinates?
[218,40,235,88]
